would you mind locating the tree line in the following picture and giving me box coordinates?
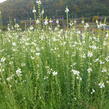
[0,0,109,24]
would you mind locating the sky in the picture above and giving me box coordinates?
[0,0,6,3]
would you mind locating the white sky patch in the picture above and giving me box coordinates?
[0,0,6,3]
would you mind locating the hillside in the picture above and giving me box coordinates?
[0,0,109,24]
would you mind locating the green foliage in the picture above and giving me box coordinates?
[0,23,109,109]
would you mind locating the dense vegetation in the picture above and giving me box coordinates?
[0,21,109,109]
[0,1,109,109]
[0,0,109,24]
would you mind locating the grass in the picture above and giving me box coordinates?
[0,23,109,109]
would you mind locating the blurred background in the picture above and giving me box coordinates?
[0,0,109,25]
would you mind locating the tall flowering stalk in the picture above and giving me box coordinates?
[32,6,37,23]
[41,9,44,20]
[36,0,42,19]
[36,0,43,28]
[104,17,107,24]
[65,6,69,29]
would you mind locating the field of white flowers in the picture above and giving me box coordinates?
[0,20,109,109]
[0,1,109,107]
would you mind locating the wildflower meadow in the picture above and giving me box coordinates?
[0,1,109,109]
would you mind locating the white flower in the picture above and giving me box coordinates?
[44,20,48,25]
[76,76,82,81]
[99,60,105,65]
[0,57,6,63]
[12,42,16,46]
[6,74,14,81]
[41,9,44,15]
[101,68,107,73]
[32,8,36,13]
[87,68,92,73]
[77,31,81,34]
[97,24,100,28]
[31,56,35,60]
[91,89,95,94]
[52,71,58,76]
[36,0,42,5]
[106,81,109,84]
[36,19,40,24]
[36,53,40,56]
[14,24,19,28]
[33,9,36,13]
[98,23,106,29]
[96,20,98,24]
[49,19,53,23]
[0,68,4,72]
[44,76,48,80]
[89,45,97,50]
[81,20,85,24]
[69,23,73,26]
[56,20,59,24]
[106,33,109,38]
[7,27,11,31]
[98,82,105,88]
[30,26,34,30]
[105,56,109,62]
[9,61,13,65]
[84,23,89,29]
[81,54,86,58]
[94,58,99,62]
[87,51,93,57]
[21,63,26,67]
[16,68,22,77]
[65,7,69,13]
[72,69,80,76]
[74,20,77,24]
